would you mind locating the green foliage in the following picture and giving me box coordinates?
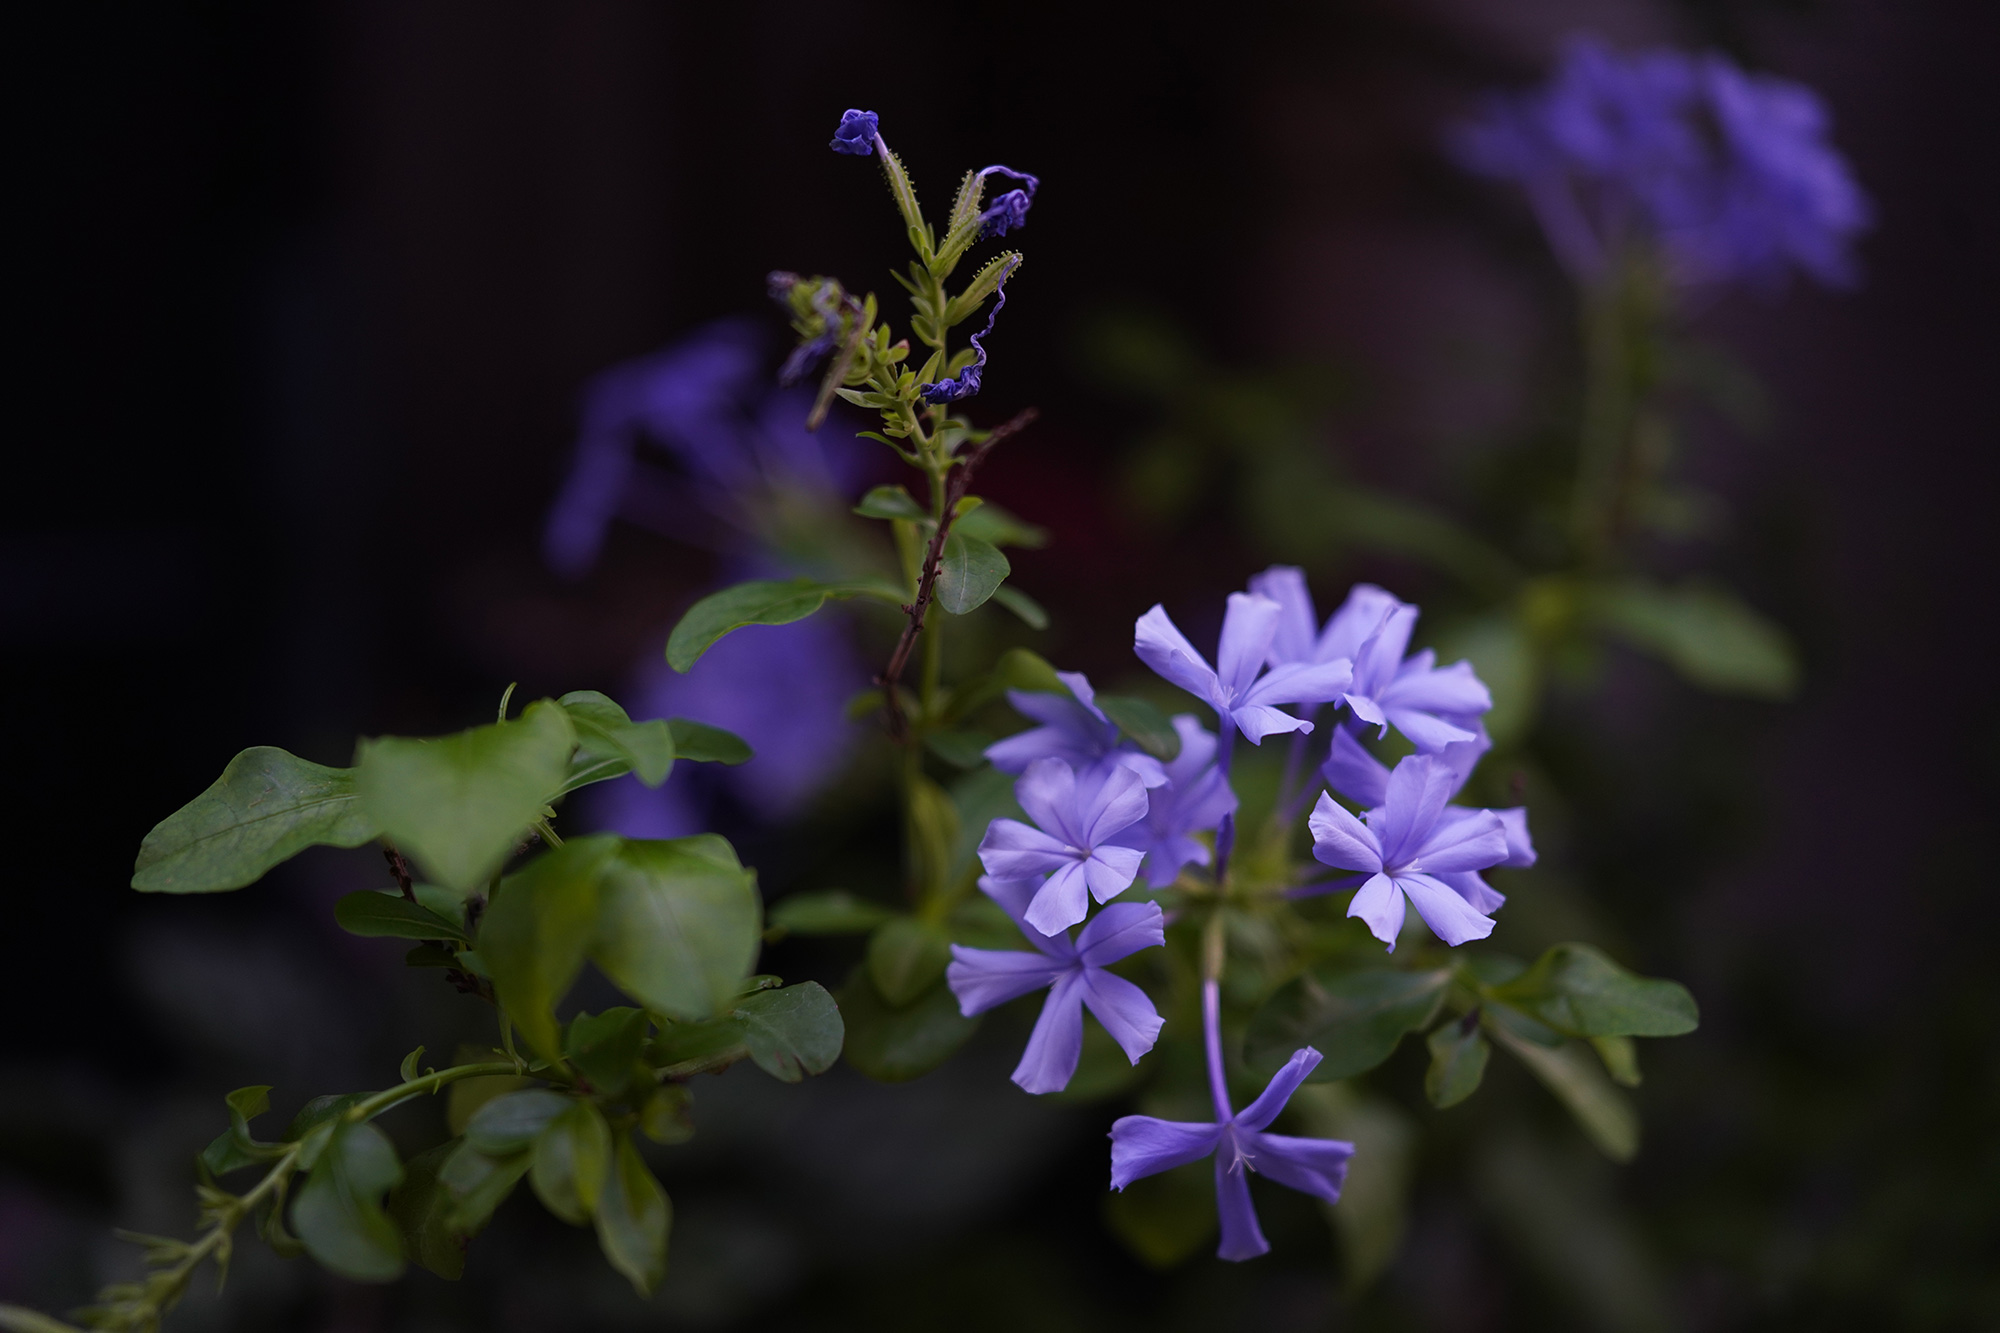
[1094,693,1183,760]
[1594,579,1798,697]
[766,889,896,937]
[557,691,675,791]
[438,1142,531,1236]
[292,1122,405,1283]
[564,1008,649,1097]
[666,577,901,672]
[1244,966,1451,1080]
[839,971,979,1082]
[479,836,617,1059]
[355,700,576,892]
[530,1101,611,1225]
[389,1142,471,1280]
[592,836,763,1022]
[1103,1160,1217,1268]
[594,1136,671,1296]
[854,484,928,521]
[1488,943,1699,1039]
[666,718,753,765]
[132,747,379,894]
[333,890,467,943]
[1425,1014,1492,1108]
[935,530,1010,614]
[1488,1025,1641,1162]
[868,916,953,1006]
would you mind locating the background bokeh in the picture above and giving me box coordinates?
[5,1,1996,1329]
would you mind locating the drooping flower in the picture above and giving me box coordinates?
[1309,753,1511,948]
[1321,727,1534,917]
[1134,592,1354,744]
[984,670,1166,788]
[1108,715,1239,888]
[921,256,1021,405]
[1110,1045,1354,1261]
[972,165,1040,238]
[947,877,1166,1094]
[829,108,880,156]
[1250,568,1491,752]
[979,758,1150,935]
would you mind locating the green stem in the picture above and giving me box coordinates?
[345,1061,526,1124]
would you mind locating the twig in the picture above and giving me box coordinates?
[383,847,416,903]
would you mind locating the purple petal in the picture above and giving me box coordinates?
[1005,688,1102,732]
[1055,670,1111,725]
[1372,755,1456,866]
[1076,901,1167,966]
[1245,1130,1354,1205]
[1411,807,1508,874]
[1248,565,1319,665]
[1243,658,1355,709]
[1395,871,1498,946]
[1437,726,1494,796]
[946,946,1068,1016]
[1135,605,1221,704]
[1383,655,1493,717]
[1316,584,1402,666]
[1348,871,1408,948]
[1014,758,1081,844]
[983,724,1085,774]
[1436,870,1507,914]
[1108,1116,1222,1189]
[1322,728,1391,807]
[1110,750,1170,789]
[1162,714,1218,785]
[977,819,1075,880]
[1353,604,1418,693]
[1235,1046,1324,1132]
[1496,807,1537,867]
[1214,1153,1271,1261]
[1308,793,1384,873]
[1343,691,1389,736]
[976,875,1072,956]
[1230,703,1312,745]
[1216,593,1284,699]
[1383,706,1480,752]
[1079,763,1152,845]
[1025,861,1093,935]
[1078,970,1165,1063]
[1012,972,1086,1094]
[1082,846,1145,903]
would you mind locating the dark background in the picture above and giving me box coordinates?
[4,1,1996,1329]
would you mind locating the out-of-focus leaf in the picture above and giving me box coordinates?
[935,531,1010,615]
[445,1055,528,1137]
[355,701,576,892]
[838,971,979,1083]
[946,764,1023,888]
[557,691,675,790]
[1488,943,1698,1038]
[480,835,617,1060]
[639,1085,695,1145]
[292,1121,405,1283]
[1488,1025,1640,1162]
[388,1141,469,1280]
[438,1142,530,1235]
[595,1135,671,1296]
[733,982,843,1082]
[1290,1083,1416,1293]
[285,1093,367,1149]
[132,747,379,894]
[1424,1014,1491,1108]
[0,1306,89,1332]
[868,917,952,1007]
[766,890,896,937]
[953,500,1048,549]
[1095,694,1183,761]
[1593,579,1797,698]
[462,1089,573,1157]
[1102,1158,1216,1268]
[907,778,959,900]
[1244,967,1450,1081]
[666,578,901,672]
[565,1008,649,1098]
[1431,612,1540,750]
[853,484,928,521]
[333,891,467,942]
[530,1101,611,1226]
[666,719,752,765]
[991,586,1049,629]
[590,836,761,1022]
[1592,1035,1642,1087]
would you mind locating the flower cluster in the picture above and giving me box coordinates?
[1450,35,1871,288]
[949,565,1530,1258]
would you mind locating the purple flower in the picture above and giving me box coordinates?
[1110,1045,1354,1261]
[1108,715,1239,888]
[978,759,1150,935]
[984,670,1167,789]
[1251,569,1490,751]
[1309,752,1512,948]
[947,877,1166,1094]
[972,165,1040,238]
[830,108,880,156]
[1134,593,1354,744]
[921,257,1020,405]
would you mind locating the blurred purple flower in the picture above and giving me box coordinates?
[1107,715,1238,888]
[947,876,1165,1094]
[984,669,1167,788]
[830,108,880,156]
[978,758,1150,935]
[1309,753,1511,949]
[1450,35,1870,288]
[1134,593,1354,744]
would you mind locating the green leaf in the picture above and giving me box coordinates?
[355,700,577,892]
[1487,943,1699,1038]
[333,890,467,943]
[438,1142,530,1235]
[666,578,902,672]
[838,971,978,1083]
[732,982,844,1082]
[201,1129,262,1178]
[907,777,960,900]
[924,730,993,769]
[853,484,928,521]
[639,1085,695,1145]
[480,835,618,1060]
[462,1089,573,1156]
[1424,1014,1491,1108]
[292,1121,406,1283]
[133,747,380,894]
[1243,967,1451,1080]
[991,585,1049,630]
[0,1305,90,1333]
[1102,1159,1216,1268]
[530,1101,611,1225]
[952,500,1048,549]
[1593,579,1797,698]
[558,691,675,789]
[1488,1025,1640,1162]
[565,1008,648,1097]
[646,1019,747,1075]
[867,917,952,1007]
[935,531,1010,615]
[766,890,895,937]
[667,718,753,765]
[388,1141,470,1280]
[590,836,762,1022]
[1094,694,1183,761]
[595,1135,671,1296]
[285,1093,368,1149]
[1591,1035,1642,1087]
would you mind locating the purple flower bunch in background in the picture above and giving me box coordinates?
[1450,35,1872,288]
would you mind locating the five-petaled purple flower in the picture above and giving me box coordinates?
[1309,753,1512,949]
[829,108,880,156]
[1109,715,1238,888]
[984,670,1166,789]
[1251,568,1491,752]
[1135,593,1355,744]
[978,758,1149,935]
[947,877,1166,1094]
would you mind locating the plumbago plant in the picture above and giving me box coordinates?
[1,105,1707,1331]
